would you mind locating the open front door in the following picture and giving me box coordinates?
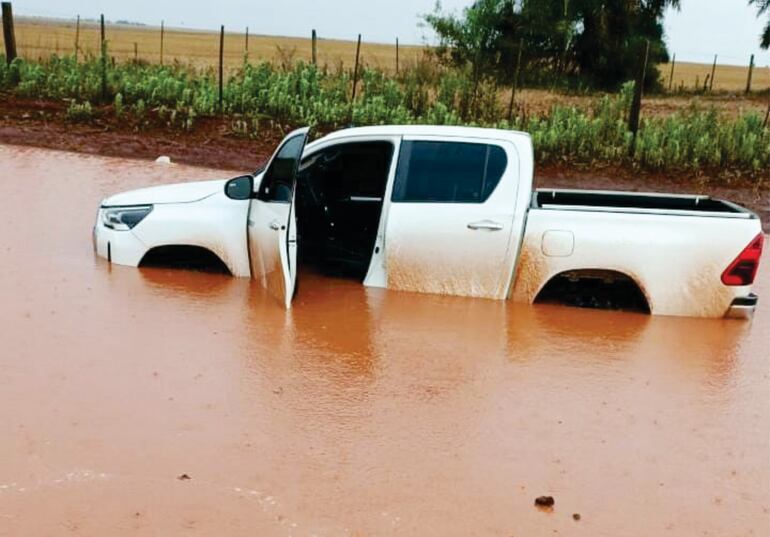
[247,128,309,308]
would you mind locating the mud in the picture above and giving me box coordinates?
[0,144,768,536]
[0,95,768,231]
[511,240,549,303]
[0,95,281,171]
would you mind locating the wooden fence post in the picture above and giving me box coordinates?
[351,34,361,103]
[507,37,524,122]
[709,54,717,92]
[668,53,675,91]
[245,26,249,53]
[74,14,80,62]
[395,37,399,74]
[100,14,108,102]
[160,20,164,66]
[311,29,317,65]
[628,40,650,151]
[1,2,17,64]
[134,42,138,62]
[745,54,754,94]
[218,25,225,113]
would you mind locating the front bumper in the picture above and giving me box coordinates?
[724,293,758,320]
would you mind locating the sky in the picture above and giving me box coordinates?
[12,0,770,66]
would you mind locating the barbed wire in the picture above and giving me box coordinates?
[8,7,770,68]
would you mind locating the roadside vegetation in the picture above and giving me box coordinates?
[1,53,768,178]
[425,0,682,91]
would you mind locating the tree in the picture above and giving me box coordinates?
[425,0,681,90]
[425,0,571,84]
[571,0,680,89]
[424,0,509,81]
[749,0,770,48]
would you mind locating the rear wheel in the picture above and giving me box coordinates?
[535,270,650,313]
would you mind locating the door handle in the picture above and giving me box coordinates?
[467,220,504,231]
[269,221,281,231]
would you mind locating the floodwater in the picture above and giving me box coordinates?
[0,144,768,537]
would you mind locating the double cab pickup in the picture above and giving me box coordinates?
[94,126,764,318]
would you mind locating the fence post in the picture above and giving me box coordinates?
[668,53,675,91]
[219,25,225,113]
[395,37,399,74]
[745,54,754,94]
[160,20,164,66]
[311,29,317,65]
[134,42,138,62]
[351,34,361,103]
[507,37,524,122]
[74,14,80,62]
[100,14,108,102]
[245,26,249,53]
[628,39,650,152]
[709,54,717,92]
[1,2,17,64]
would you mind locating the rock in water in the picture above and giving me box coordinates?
[534,496,555,507]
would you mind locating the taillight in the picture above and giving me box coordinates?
[721,233,764,286]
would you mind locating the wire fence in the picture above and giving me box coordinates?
[2,6,770,93]
[4,13,414,75]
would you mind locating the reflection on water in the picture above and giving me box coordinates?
[0,144,767,537]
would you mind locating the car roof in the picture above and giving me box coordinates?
[308,125,530,148]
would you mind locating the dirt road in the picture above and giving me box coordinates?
[0,145,768,536]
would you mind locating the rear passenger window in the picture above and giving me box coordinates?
[392,141,507,203]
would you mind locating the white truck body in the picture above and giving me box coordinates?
[94,125,764,318]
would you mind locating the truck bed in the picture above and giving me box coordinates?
[518,188,763,318]
[533,189,757,219]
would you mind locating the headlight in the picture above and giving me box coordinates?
[101,205,153,231]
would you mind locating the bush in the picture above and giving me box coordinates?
[66,100,95,122]
[2,55,768,177]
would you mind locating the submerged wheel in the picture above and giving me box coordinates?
[535,270,650,313]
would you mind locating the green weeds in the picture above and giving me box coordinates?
[0,55,767,177]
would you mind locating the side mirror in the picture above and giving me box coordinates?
[224,175,254,200]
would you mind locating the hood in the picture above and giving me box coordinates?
[102,179,227,206]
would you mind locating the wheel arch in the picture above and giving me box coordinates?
[139,244,233,275]
[534,267,652,313]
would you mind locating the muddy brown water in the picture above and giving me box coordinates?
[0,144,768,536]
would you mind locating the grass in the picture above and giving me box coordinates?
[1,54,768,179]
[12,17,420,74]
[2,18,768,180]
[661,61,770,93]
[10,17,770,93]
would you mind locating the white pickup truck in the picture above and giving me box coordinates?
[94,126,764,318]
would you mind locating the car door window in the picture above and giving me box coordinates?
[392,141,507,203]
[297,141,394,203]
[257,134,306,203]
[324,142,394,199]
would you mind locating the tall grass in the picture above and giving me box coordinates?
[1,54,768,176]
